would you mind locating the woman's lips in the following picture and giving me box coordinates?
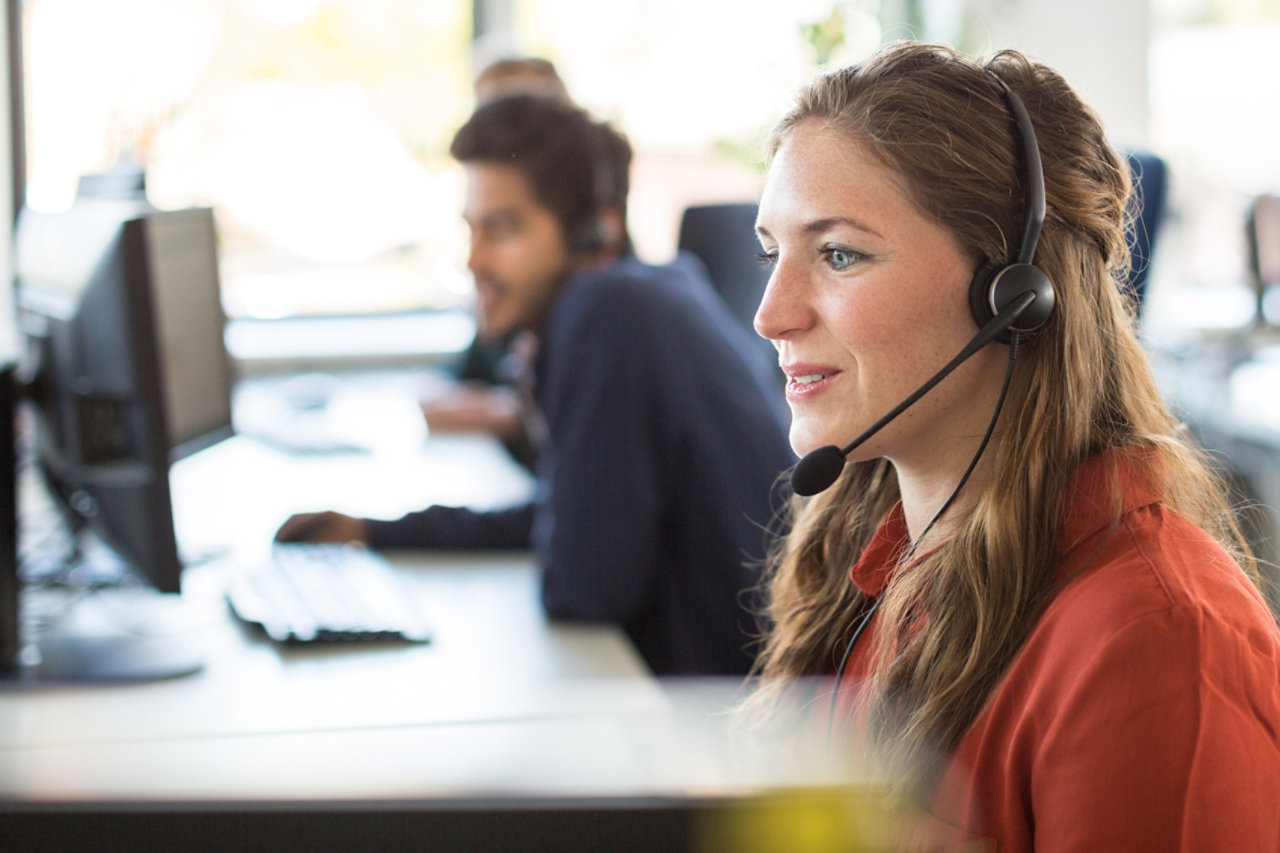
[782,364,842,399]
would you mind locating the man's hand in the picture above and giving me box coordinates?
[273,511,370,544]
[420,384,522,438]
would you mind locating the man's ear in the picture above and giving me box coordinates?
[598,207,626,254]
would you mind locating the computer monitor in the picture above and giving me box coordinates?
[2,198,235,680]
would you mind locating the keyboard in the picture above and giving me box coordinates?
[226,544,432,644]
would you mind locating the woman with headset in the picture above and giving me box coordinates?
[744,41,1280,849]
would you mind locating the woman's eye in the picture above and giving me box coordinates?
[823,245,862,270]
[755,250,778,269]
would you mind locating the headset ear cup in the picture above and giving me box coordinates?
[970,262,1056,344]
[568,218,606,254]
[994,263,1055,335]
[969,263,999,329]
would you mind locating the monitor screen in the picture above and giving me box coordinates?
[135,208,236,459]
[2,198,234,680]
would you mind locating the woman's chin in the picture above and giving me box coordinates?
[789,425,835,459]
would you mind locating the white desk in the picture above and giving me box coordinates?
[0,373,873,850]
[3,372,671,795]
[0,549,670,799]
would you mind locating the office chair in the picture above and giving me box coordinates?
[677,203,768,335]
[1123,149,1169,318]
[676,202,784,389]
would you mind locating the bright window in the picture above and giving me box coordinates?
[20,0,476,320]
[504,0,885,262]
[1145,0,1280,333]
[18,0,880,322]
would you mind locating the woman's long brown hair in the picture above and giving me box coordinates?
[743,42,1258,795]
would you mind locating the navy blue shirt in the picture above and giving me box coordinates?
[367,254,794,675]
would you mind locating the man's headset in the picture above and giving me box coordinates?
[790,69,1057,498]
[566,122,624,254]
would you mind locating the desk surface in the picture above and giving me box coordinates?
[1,374,676,800]
[0,548,850,804]
[0,374,879,853]
[0,549,673,801]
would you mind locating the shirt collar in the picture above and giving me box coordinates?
[1056,446,1161,555]
[849,501,910,598]
[847,448,1162,597]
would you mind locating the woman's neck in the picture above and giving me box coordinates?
[893,437,999,549]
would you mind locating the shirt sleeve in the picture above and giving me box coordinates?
[533,282,665,625]
[364,502,534,551]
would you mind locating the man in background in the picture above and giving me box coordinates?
[276,95,793,677]
[417,55,575,471]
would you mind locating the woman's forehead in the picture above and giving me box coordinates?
[760,124,920,232]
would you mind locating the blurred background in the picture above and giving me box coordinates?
[10,0,1280,587]
[12,0,1278,335]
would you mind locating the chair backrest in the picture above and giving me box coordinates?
[1123,150,1169,316]
[677,203,768,333]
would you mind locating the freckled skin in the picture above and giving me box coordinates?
[753,121,1008,533]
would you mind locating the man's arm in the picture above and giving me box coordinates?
[365,502,535,551]
[274,503,534,550]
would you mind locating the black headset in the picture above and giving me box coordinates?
[966,70,1056,343]
[566,122,621,254]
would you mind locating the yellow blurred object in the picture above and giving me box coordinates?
[696,785,898,853]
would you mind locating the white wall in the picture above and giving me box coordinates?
[965,0,1150,146]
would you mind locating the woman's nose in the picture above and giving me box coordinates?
[754,257,812,342]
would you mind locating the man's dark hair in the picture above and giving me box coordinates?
[450,94,631,253]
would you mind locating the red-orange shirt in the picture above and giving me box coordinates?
[839,450,1280,850]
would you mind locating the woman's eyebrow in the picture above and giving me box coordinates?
[755,216,884,242]
[800,216,883,239]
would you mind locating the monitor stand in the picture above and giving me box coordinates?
[2,366,206,684]
[11,584,206,683]
[18,628,205,682]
